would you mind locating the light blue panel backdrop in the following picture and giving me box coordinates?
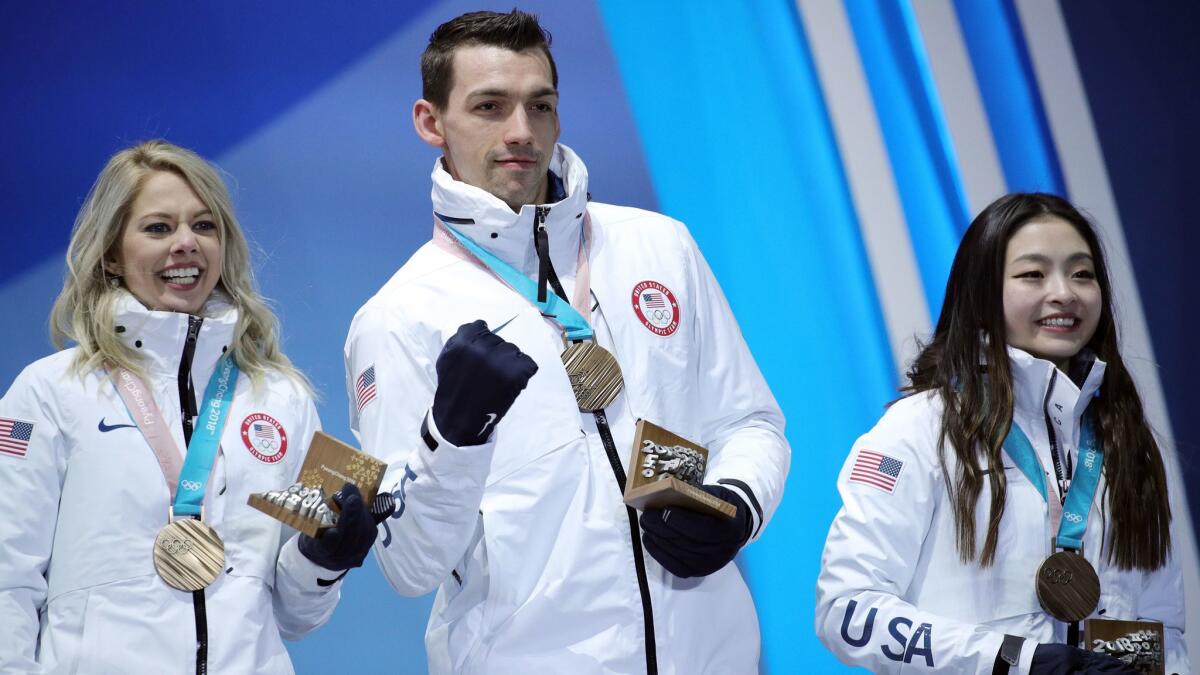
[843,0,971,315]
[597,1,898,672]
[953,0,1066,194]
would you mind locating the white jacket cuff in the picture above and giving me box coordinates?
[277,533,345,590]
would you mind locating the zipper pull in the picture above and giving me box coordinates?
[179,316,204,443]
[535,206,551,302]
[186,315,202,344]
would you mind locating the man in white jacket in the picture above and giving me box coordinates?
[345,10,789,674]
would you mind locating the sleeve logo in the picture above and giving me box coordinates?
[356,365,378,412]
[0,417,33,459]
[631,280,680,337]
[240,413,288,463]
[849,449,903,493]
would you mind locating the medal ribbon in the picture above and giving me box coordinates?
[1003,417,1103,550]
[111,354,239,517]
[432,213,594,341]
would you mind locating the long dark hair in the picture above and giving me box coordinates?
[905,192,1171,570]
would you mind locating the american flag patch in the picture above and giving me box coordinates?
[642,292,667,309]
[356,365,377,411]
[253,423,274,440]
[0,417,34,458]
[849,449,903,493]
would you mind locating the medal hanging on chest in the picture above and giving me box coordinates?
[1035,549,1101,623]
[153,514,226,591]
[562,340,624,411]
[1004,417,1105,624]
[112,354,240,591]
[436,212,627,413]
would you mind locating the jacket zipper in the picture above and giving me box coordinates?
[531,207,657,672]
[534,206,552,303]
[593,410,658,675]
[1041,370,1069,505]
[179,316,202,444]
[177,315,209,675]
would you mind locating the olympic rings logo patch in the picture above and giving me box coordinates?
[1063,512,1084,524]
[631,280,680,337]
[240,413,288,464]
[179,480,203,492]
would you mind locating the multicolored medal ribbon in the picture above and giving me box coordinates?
[112,354,239,591]
[1004,417,1104,623]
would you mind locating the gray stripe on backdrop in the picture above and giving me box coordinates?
[795,0,931,377]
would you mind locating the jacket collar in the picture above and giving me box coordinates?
[112,290,239,386]
[431,143,590,280]
[1008,346,1106,433]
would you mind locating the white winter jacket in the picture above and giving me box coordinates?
[816,347,1188,674]
[0,293,339,674]
[345,145,790,674]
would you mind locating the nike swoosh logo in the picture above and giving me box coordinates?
[98,418,137,433]
[478,413,499,436]
[491,314,519,334]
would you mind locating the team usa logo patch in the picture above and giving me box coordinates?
[240,413,288,464]
[631,280,679,337]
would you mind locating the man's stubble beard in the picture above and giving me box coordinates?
[489,168,546,211]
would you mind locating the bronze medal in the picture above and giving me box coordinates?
[1035,550,1101,623]
[153,519,225,591]
[561,341,624,411]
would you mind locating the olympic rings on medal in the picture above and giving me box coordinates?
[1042,566,1075,585]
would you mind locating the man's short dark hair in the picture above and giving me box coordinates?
[422,9,557,109]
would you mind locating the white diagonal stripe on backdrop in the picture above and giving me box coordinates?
[795,0,931,377]
[910,0,1007,217]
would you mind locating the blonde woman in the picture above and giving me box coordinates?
[0,141,386,674]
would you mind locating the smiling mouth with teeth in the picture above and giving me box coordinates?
[161,267,201,285]
[1038,317,1077,327]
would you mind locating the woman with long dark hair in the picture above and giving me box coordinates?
[815,193,1185,674]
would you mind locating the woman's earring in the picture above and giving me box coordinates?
[108,275,121,288]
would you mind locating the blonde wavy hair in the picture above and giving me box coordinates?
[49,140,310,393]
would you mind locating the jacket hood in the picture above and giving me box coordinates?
[430,143,590,281]
[112,290,239,385]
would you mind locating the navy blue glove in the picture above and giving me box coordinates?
[639,484,752,578]
[1031,644,1139,675]
[298,483,395,572]
[432,320,538,447]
